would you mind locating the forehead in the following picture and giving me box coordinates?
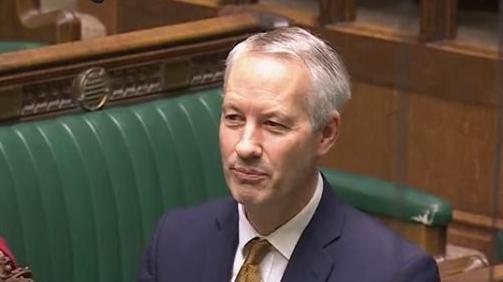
[224,53,311,109]
[227,52,305,82]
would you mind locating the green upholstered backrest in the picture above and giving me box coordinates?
[0,87,451,281]
[0,88,226,282]
[0,41,46,53]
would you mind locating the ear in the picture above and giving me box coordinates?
[316,111,340,157]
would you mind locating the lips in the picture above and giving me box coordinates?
[230,166,268,182]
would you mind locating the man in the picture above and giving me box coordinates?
[139,27,439,282]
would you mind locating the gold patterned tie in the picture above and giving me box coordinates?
[235,238,272,282]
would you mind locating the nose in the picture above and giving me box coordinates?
[235,124,262,159]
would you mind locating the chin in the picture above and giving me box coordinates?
[230,185,265,206]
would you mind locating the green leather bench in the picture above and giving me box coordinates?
[0,87,451,282]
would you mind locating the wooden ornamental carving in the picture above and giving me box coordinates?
[0,14,264,121]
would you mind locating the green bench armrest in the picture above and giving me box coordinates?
[321,168,452,227]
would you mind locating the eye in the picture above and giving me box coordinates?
[223,114,244,126]
[225,114,241,121]
[264,120,286,129]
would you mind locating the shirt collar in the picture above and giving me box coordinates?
[237,172,324,260]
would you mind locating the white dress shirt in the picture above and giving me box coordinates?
[230,172,323,282]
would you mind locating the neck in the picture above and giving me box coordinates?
[244,171,319,235]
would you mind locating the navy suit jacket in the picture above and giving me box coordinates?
[139,179,440,282]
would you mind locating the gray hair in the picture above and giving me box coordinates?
[224,27,351,131]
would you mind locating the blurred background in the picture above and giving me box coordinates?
[0,0,502,281]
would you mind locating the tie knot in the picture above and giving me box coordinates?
[243,238,271,266]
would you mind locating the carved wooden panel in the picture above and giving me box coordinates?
[0,14,261,121]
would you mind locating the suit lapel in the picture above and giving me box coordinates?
[201,198,239,282]
[282,177,346,282]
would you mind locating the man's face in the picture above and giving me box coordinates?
[219,53,323,210]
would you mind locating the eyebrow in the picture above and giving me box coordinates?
[222,101,294,123]
[221,103,240,112]
[263,110,289,119]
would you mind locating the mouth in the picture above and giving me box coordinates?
[230,166,268,183]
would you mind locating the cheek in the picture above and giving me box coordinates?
[269,136,315,168]
[219,127,237,157]
[266,139,303,168]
